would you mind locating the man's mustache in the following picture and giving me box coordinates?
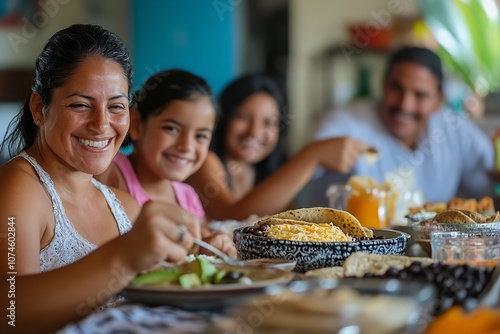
[388,107,420,121]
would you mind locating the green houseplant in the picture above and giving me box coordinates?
[419,0,500,97]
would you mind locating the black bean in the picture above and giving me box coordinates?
[219,271,244,284]
[440,298,455,312]
[397,271,409,279]
[463,297,478,311]
[376,262,494,316]
[407,261,424,273]
[473,268,486,284]
[385,268,399,277]
[424,269,435,281]
[435,273,445,285]
[464,278,474,290]
[462,264,472,273]
[455,288,468,303]
[472,282,485,295]
[463,271,475,283]
[429,262,440,269]
[452,266,465,279]
[440,264,452,272]
[443,276,455,289]
[443,287,455,298]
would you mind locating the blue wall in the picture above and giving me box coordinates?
[131,0,238,96]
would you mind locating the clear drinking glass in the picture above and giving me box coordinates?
[326,184,352,211]
[430,229,500,266]
[326,183,390,228]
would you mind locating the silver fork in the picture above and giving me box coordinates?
[191,237,258,267]
[158,238,262,268]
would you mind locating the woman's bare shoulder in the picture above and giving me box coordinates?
[0,156,43,189]
[0,157,54,229]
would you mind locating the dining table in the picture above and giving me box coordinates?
[54,217,497,334]
[55,251,429,334]
[55,266,434,334]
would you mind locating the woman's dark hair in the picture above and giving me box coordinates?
[2,24,133,157]
[133,69,217,122]
[211,74,287,185]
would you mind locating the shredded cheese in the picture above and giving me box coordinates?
[265,223,354,242]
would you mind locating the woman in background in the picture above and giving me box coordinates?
[186,74,370,220]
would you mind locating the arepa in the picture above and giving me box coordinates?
[269,207,370,238]
[433,210,477,224]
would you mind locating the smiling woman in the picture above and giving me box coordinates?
[33,56,130,174]
[0,24,202,334]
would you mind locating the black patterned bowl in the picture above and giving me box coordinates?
[233,228,410,273]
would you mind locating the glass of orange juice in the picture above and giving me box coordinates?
[346,187,389,229]
[326,176,393,228]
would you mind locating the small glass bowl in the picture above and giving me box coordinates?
[430,228,500,266]
[412,220,500,240]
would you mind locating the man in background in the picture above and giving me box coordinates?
[298,46,494,208]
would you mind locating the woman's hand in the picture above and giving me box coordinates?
[200,231,238,258]
[120,201,202,273]
[309,137,370,174]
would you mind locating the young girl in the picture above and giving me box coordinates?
[186,74,370,220]
[97,69,235,256]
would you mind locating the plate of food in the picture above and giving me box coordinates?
[120,256,294,310]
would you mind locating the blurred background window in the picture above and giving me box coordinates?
[1,0,500,164]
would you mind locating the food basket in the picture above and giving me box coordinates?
[233,228,410,273]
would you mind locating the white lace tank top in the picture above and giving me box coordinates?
[19,152,132,272]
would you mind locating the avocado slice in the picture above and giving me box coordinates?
[198,257,217,283]
[182,256,217,284]
[131,268,180,286]
[178,272,202,288]
[212,269,227,284]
